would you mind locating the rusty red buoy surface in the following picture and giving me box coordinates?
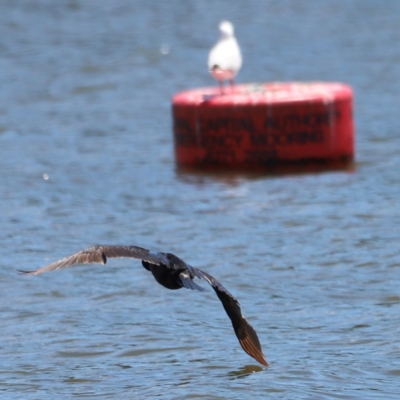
[172,82,355,172]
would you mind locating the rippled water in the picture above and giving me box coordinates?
[1,0,400,399]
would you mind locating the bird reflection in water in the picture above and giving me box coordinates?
[228,364,264,380]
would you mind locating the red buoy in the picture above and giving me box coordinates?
[172,82,355,172]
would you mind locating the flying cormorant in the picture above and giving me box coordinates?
[20,245,268,366]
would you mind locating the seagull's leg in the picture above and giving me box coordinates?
[219,80,225,95]
[229,79,235,92]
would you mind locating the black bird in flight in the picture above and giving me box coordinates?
[20,245,269,367]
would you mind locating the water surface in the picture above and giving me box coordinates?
[1,1,400,399]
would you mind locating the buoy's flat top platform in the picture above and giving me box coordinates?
[173,82,353,105]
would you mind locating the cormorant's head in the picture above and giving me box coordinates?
[166,253,186,269]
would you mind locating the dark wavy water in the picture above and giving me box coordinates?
[1,1,400,399]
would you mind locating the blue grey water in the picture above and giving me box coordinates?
[1,0,400,399]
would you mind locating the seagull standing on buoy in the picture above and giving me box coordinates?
[20,244,269,367]
[208,21,242,93]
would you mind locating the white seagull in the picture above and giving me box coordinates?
[208,21,242,93]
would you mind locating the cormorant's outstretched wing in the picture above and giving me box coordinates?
[18,245,168,275]
[186,264,269,367]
